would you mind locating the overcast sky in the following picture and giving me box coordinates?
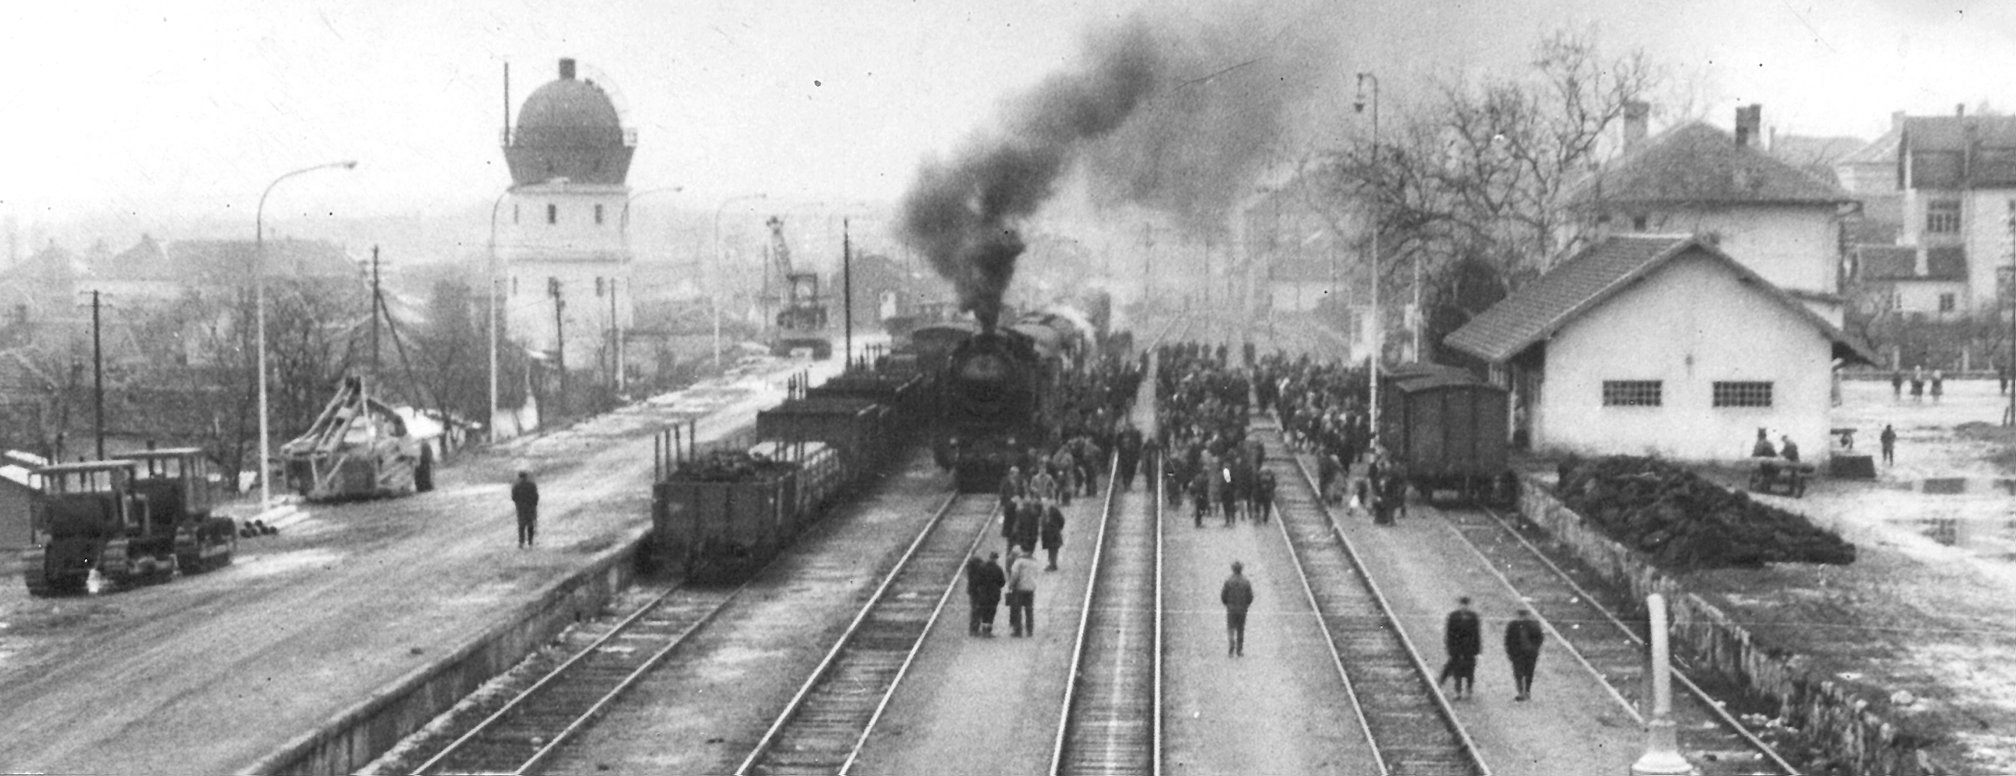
[3,0,2013,235]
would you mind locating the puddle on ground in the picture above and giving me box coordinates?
[1918,478,2016,495]
[1908,516,2016,553]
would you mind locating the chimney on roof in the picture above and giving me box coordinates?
[1734,104,1762,147]
[559,58,576,80]
[1892,110,1905,131]
[1623,100,1650,151]
[1956,103,1966,118]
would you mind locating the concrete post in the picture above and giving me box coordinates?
[1632,593,1698,775]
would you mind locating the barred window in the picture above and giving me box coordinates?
[1602,380,1662,407]
[1712,381,1773,408]
[1927,200,1960,233]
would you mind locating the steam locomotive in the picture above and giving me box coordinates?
[938,301,1102,492]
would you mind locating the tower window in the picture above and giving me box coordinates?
[513,204,520,224]
[511,276,518,296]
[595,204,605,225]
[595,277,605,297]
[547,204,558,225]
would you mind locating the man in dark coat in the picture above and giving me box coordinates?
[967,552,1006,636]
[1012,499,1042,555]
[1116,425,1143,491]
[1438,597,1482,699]
[1880,424,1897,465]
[1040,502,1066,571]
[511,471,539,547]
[1251,470,1276,524]
[1505,609,1546,701]
[1220,561,1255,657]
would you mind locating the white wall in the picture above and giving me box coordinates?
[1636,204,1839,299]
[1962,190,2016,311]
[1892,279,1969,317]
[1533,250,1834,461]
[499,183,633,359]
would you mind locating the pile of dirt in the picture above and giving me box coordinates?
[1554,456,1856,570]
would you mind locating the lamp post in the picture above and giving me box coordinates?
[1356,71,1381,431]
[487,188,513,441]
[256,159,357,509]
[713,193,769,367]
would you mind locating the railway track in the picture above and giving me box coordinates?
[1440,504,1799,776]
[1259,420,1492,776]
[1051,456,1160,776]
[410,582,743,775]
[735,493,996,775]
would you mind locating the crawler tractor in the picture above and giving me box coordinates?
[20,449,236,596]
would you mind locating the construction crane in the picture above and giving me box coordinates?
[765,216,833,359]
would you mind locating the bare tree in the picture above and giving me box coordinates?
[1298,29,1659,363]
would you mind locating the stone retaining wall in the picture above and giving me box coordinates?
[1520,477,1947,776]
[239,526,650,775]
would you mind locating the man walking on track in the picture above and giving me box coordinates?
[1505,609,1546,701]
[1117,425,1143,491]
[511,471,540,548]
[1007,548,1039,637]
[966,552,1006,636]
[1438,597,1482,699]
[1221,561,1255,657]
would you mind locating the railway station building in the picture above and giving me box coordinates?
[1446,234,1876,461]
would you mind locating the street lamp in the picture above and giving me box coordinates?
[1356,71,1381,431]
[713,193,769,367]
[487,188,511,442]
[256,159,357,509]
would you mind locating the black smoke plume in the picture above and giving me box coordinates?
[899,20,1160,330]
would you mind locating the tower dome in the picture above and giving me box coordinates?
[503,58,636,186]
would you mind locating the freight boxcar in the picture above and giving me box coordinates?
[1379,368,1511,505]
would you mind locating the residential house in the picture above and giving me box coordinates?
[1446,235,1875,461]
[1574,105,1857,325]
[1892,109,2016,314]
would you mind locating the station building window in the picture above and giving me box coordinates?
[1939,293,1957,313]
[1601,380,1662,407]
[1712,381,1773,408]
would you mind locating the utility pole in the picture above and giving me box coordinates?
[550,278,566,417]
[91,290,104,460]
[1358,70,1383,431]
[609,277,621,393]
[1140,222,1155,310]
[843,218,854,368]
[370,245,382,380]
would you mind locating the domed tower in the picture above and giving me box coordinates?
[496,57,635,380]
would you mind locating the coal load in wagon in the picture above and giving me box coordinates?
[1554,456,1855,571]
[654,450,806,580]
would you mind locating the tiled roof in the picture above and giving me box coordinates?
[1839,126,1901,166]
[1925,246,1967,280]
[1445,234,1877,365]
[161,239,359,283]
[1854,245,1916,280]
[1900,115,2016,152]
[1574,123,1853,206]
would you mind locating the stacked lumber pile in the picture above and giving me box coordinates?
[1555,456,1856,570]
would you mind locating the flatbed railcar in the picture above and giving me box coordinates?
[1378,365,1513,505]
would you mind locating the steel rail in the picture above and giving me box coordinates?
[1270,421,1494,776]
[410,578,741,775]
[732,491,978,775]
[1463,504,1801,775]
[837,494,994,775]
[1266,421,1387,774]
